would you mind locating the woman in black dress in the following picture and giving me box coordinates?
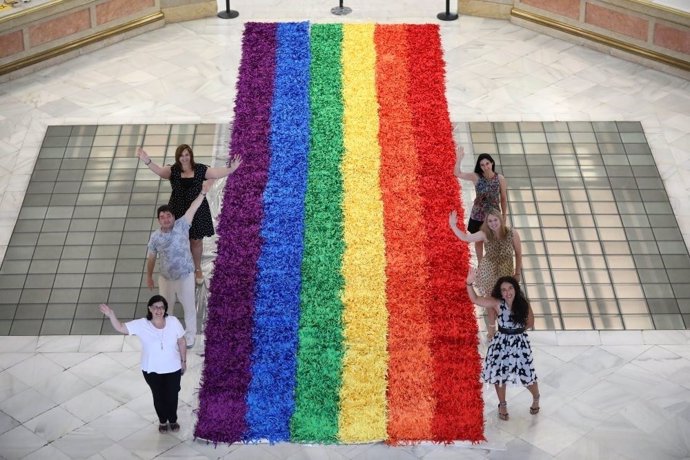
[137,144,241,284]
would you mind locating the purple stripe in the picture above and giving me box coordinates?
[194,22,277,443]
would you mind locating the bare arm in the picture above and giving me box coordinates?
[99,304,129,334]
[453,146,464,177]
[178,337,187,374]
[454,147,479,183]
[449,211,486,243]
[526,305,535,329]
[204,155,242,180]
[146,254,156,290]
[182,181,211,225]
[512,229,522,281]
[466,267,500,312]
[467,284,500,310]
[137,147,171,180]
[499,174,508,219]
[457,171,478,182]
[486,307,497,340]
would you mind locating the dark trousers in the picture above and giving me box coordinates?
[143,370,181,424]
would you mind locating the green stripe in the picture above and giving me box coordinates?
[290,23,345,443]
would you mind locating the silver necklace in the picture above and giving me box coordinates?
[152,320,164,350]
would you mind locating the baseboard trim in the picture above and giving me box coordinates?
[0,11,165,76]
[511,7,690,73]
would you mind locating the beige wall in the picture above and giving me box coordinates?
[459,0,690,75]
[0,0,215,77]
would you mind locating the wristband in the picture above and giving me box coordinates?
[466,283,473,286]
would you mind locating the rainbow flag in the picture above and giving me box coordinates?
[195,22,483,445]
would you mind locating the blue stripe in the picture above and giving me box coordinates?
[245,21,311,442]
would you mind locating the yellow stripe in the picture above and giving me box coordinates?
[338,23,388,443]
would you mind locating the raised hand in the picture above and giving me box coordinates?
[466,266,477,285]
[136,147,150,164]
[228,155,242,174]
[449,210,459,230]
[99,303,113,317]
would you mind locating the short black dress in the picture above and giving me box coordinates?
[168,163,214,240]
[482,300,537,386]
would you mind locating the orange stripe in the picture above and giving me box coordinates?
[375,24,435,444]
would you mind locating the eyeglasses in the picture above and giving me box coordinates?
[149,304,166,310]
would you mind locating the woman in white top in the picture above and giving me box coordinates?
[99,295,187,433]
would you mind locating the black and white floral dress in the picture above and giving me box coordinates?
[482,300,537,385]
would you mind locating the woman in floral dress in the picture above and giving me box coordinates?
[454,147,507,260]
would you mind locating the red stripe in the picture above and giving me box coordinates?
[405,24,485,443]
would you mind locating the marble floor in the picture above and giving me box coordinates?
[1,0,690,458]
[647,0,690,14]
[1,332,690,459]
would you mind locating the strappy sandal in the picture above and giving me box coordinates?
[498,401,509,421]
[195,269,204,285]
[530,394,540,415]
[158,423,169,433]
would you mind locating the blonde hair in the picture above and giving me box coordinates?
[481,208,509,241]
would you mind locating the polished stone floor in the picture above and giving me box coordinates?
[0,0,689,458]
[1,332,689,459]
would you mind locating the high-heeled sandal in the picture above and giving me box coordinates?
[530,394,540,415]
[498,401,509,421]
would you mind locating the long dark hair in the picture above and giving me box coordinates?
[174,144,196,171]
[491,276,529,326]
[473,153,496,177]
[146,295,169,320]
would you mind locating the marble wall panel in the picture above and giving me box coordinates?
[96,0,156,25]
[28,10,91,48]
[521,0,581,19]
[0,30,24,59]
[585,3,649,41]
[654,21,690,54]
